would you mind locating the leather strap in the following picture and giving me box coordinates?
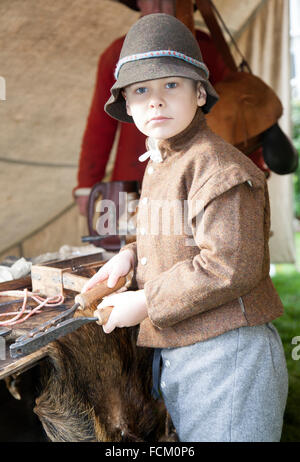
[195,0,237,72]
[152,348,162,400]
[176,0,196,36]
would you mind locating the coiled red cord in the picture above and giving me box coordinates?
[0,289,64,327]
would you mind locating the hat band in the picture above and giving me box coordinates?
[114,50,209,80]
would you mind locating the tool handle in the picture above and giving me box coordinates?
[74,276,126,310]
[94,306,114,325]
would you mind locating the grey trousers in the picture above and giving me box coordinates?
[159,323,289,442]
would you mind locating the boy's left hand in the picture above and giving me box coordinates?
[94,289,148,334]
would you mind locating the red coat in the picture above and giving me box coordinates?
[75,30,231,191]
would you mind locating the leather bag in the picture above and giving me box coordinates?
[195,0,298,175]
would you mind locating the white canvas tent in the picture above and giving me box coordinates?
[0,0,296,263]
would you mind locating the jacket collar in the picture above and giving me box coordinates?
[140,108,208,163]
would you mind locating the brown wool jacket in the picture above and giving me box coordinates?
[121,109,284,349]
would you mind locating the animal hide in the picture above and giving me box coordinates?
[34,319,174,442]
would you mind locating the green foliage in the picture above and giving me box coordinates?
[292,101,300,218]
[272,233,300,441]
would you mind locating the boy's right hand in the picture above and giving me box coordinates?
[81,249,135,293]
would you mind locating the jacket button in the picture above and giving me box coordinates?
[247,180,253,187]
[161,381,166,389]
[165,360,170,368]
[141,257,147,265]
[142,197,148,204]
[148,166,154,175]
[140,227,146,235]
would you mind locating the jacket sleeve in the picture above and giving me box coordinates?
[120,241,137,264]
[75,39,122,190]
[144,176,267,329]
[120,241,138,290]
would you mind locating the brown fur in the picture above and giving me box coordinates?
[34,313,172,442]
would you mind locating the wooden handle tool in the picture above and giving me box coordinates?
[74,276,126,324]
[93,305,114,325]
[9,277,127,358]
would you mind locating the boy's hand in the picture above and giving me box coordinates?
[81,249,135,293]
[94,289,148,334]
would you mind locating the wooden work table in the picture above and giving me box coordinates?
[0,251,112,380]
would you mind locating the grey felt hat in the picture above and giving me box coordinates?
[105,13,219,123]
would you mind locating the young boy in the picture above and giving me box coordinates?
[82,14,288,442]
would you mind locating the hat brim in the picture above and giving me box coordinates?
[105,57,219,123]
